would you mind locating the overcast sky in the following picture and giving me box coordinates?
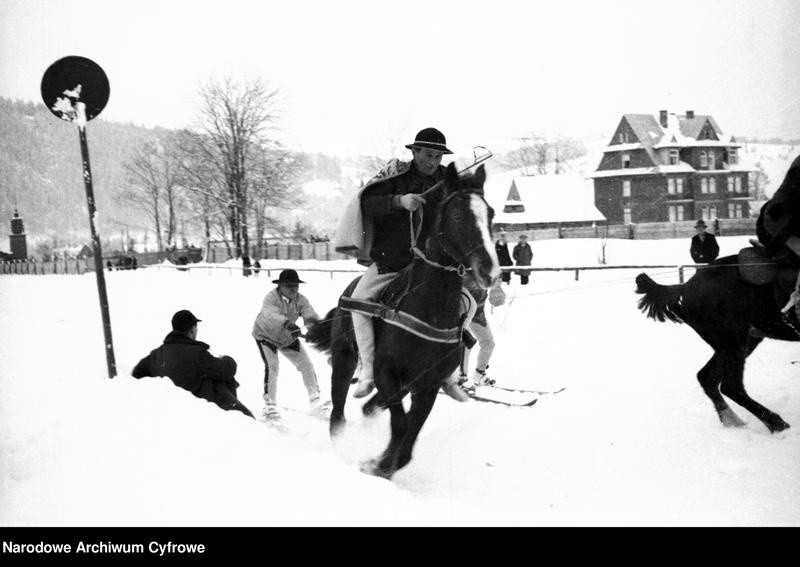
[1,0,799,157]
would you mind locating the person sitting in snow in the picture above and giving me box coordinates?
[132,309,253,418]
[333,127,473,402]
[252,269,329,422]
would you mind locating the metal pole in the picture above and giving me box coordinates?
[78,124,117,378]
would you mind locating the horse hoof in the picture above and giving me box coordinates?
[359,459,394,479]
[719,408,747,428]
[768,420,791,434]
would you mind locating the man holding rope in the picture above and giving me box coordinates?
[335,127,472,402]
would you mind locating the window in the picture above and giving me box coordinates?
[701,178,709,194]
[727,176,734,192]
[728,203,743,218]
[700,151,707,168]
[728,148,738,165]
[709,178,717,193]
[668,205,684,222]
[622,152,631,169]
[735,177,742,193]
[676,178,684,194]
[669,149,679,165]
[623,207,632,224]
[708,152,716,169]
[667,178,675,194]
[622,180,631,197]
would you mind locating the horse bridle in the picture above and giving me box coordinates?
[409,188,491,276]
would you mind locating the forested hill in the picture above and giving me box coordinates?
[0,97,169,239]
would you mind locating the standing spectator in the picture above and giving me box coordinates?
[512,234,533,285]
[495,230,512,284]
[253,260,262,277]
[690,219,720,263]
[252,269,329,422]
[132,310,253,418]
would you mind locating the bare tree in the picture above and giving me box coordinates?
[122,135,183,253]
[503,134,586,175]
[195,78,279,259]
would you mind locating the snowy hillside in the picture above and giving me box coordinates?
[2,236,798,526]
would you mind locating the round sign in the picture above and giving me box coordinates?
[41,55,110,123]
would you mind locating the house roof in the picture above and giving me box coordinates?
[493,174,606,224]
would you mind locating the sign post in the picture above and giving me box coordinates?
[41,56,117,378]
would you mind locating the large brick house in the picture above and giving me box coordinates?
[590,110,752,224]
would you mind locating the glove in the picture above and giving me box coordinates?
[285,322,302,337]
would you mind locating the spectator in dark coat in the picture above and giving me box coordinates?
[495,230,512,284]
[132,310,253,418]
[690,219,720,263]
[512,234,533,285]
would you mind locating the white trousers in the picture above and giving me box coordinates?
[461,320,495,375]
[256,340,320,407]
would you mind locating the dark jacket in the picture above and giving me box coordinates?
[690,233,720,263]
[361,162,445,272]
[495,240,512,266]
[132,331,240,407]
[757,154,800,257]
[513,241,533,266]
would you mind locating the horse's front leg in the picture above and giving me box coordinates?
[360,400,407,479]
[392,386,439,473]
[697,352,746,428]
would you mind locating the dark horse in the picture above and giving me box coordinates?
[306,163,499,478]
[635,256,796,433]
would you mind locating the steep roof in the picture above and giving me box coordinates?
[494,174,606,224]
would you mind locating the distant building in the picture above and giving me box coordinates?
[9,210,28,260]
[492,174,606,231]
[589,110,753,224]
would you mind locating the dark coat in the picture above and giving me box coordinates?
[690,233,720,263]
[132,331,242,410]
[757,154,800,256]
[360,161,445,272]
[512,241,533,266]
[495,240,512,266]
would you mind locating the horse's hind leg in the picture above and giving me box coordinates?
[718,345,790,433]
[698,352,746,428]
[329,347,358,437]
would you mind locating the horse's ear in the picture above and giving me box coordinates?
[474,164,486,186]
[445,162,459,190]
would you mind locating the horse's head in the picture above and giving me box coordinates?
[431,163,500,287]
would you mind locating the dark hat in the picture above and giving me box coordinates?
[272,269,305,284]
[171,309,201,332]
[694,219,707,228]
[405,127,454,154]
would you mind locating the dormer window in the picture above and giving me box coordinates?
[622,152,631,169]
[668,149,679,165]
[700,151,707,168]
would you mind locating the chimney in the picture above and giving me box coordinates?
[686,110,695,119]
[659,110,668,128]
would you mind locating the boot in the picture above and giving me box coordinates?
[351,314,376,398]
[471,367,495,387]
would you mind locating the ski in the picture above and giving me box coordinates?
[467,392,538,407]
[491,385,566,396]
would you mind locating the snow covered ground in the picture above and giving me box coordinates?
[1,236,798,526]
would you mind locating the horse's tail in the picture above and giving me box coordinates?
[306,308,337,354]
[635,273,684,323]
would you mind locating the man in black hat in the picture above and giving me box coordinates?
[341,127,469,402]
[690,219,719,263]
[132,310,253,418]
[252,269,327,422]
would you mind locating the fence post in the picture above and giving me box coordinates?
[678,265,685,283]
[574,269,580,281]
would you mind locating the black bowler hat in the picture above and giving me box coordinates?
[405,127,454,154]
[694,219,707,228]
[171,309,201,332]
[272,269,305,284]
